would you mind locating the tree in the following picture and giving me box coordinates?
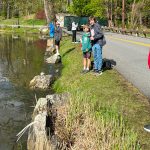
[68,0,91,16]
[122,0,125,29]
[44,0,67,23]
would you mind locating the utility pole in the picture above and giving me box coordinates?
[122,0,125,29]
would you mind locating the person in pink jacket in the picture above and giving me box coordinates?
[148,50,150,69]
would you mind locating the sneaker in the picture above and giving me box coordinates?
[91,69,97,73]
[144,124,150,132]
[95,70,103,76]
[81,69,87,74]
[85,69,90,73]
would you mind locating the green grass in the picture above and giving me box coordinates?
[0,17,45,25]
[0,16,46,34]
[0,26,40,34]
[53,37,150,149]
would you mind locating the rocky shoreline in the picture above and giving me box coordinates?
[17,37,69,150]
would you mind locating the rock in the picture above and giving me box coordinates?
[46,46,55,53]
[29,73,54,89]
[39,27,49,35]
[40,72,45,76]
[47,39,54,47]
[46,54,61,64]
[27,93,69,150]
[46,93,69,106]
[34,98,47,113]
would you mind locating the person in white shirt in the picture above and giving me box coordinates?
[72,21,78,43]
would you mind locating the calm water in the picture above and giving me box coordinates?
[0,34,51,150]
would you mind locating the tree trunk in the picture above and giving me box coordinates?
[6,2,10,19]
[110,0,113,27]
[44,0,50,23]
[139,12,142,26]
[122,0,125,29]
[131,0,136,28]
[0,0,2,11]
[105,0,112,27]
[48,1,56,22]
[114,0,118,27]
[43,0,55,23]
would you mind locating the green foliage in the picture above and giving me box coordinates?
[23,19,45,25]
[68,0,106,17]
[0,0,149,28]
[0,0,43,19]
[85,0,106,18]
[69,0,150,28]
[69,0,91,16]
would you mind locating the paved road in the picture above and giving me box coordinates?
[103,32,150,99]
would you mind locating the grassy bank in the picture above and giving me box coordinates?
[0,17,45,34]
[0,27,40,34]
[53,37,150,149]
[0,15,45,25]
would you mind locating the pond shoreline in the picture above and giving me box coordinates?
[0,24,47,35]
[0,33,51,150]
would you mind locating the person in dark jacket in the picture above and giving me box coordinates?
[89,16,104,76]
[54,21,62,55]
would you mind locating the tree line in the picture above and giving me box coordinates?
[69,0,150,29]
[0,0,43,18]
[0,0,149,29]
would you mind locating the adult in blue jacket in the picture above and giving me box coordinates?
[49,22,55,38]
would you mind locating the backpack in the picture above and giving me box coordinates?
[102,35,106,46]
[102,59,112,70]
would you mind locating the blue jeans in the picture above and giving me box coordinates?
[92,44,102,71]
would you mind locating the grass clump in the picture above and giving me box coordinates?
[66,92,141,150]
[53,37,150,149]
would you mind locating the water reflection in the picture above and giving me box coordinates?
[0,34,48,150]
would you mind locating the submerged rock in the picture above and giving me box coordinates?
[29,73,54,89]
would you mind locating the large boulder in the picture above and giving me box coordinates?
[46,53,61,64]
[29,72,54,89]
[39,26,49,35]
[27,93,70,150]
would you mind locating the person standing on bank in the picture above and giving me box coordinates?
[89,16,104,76]
[49,21,55,38]
[54,21,62,55]
[72,21,78,43]
[80,25,92,74]
[46,21,55,51]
